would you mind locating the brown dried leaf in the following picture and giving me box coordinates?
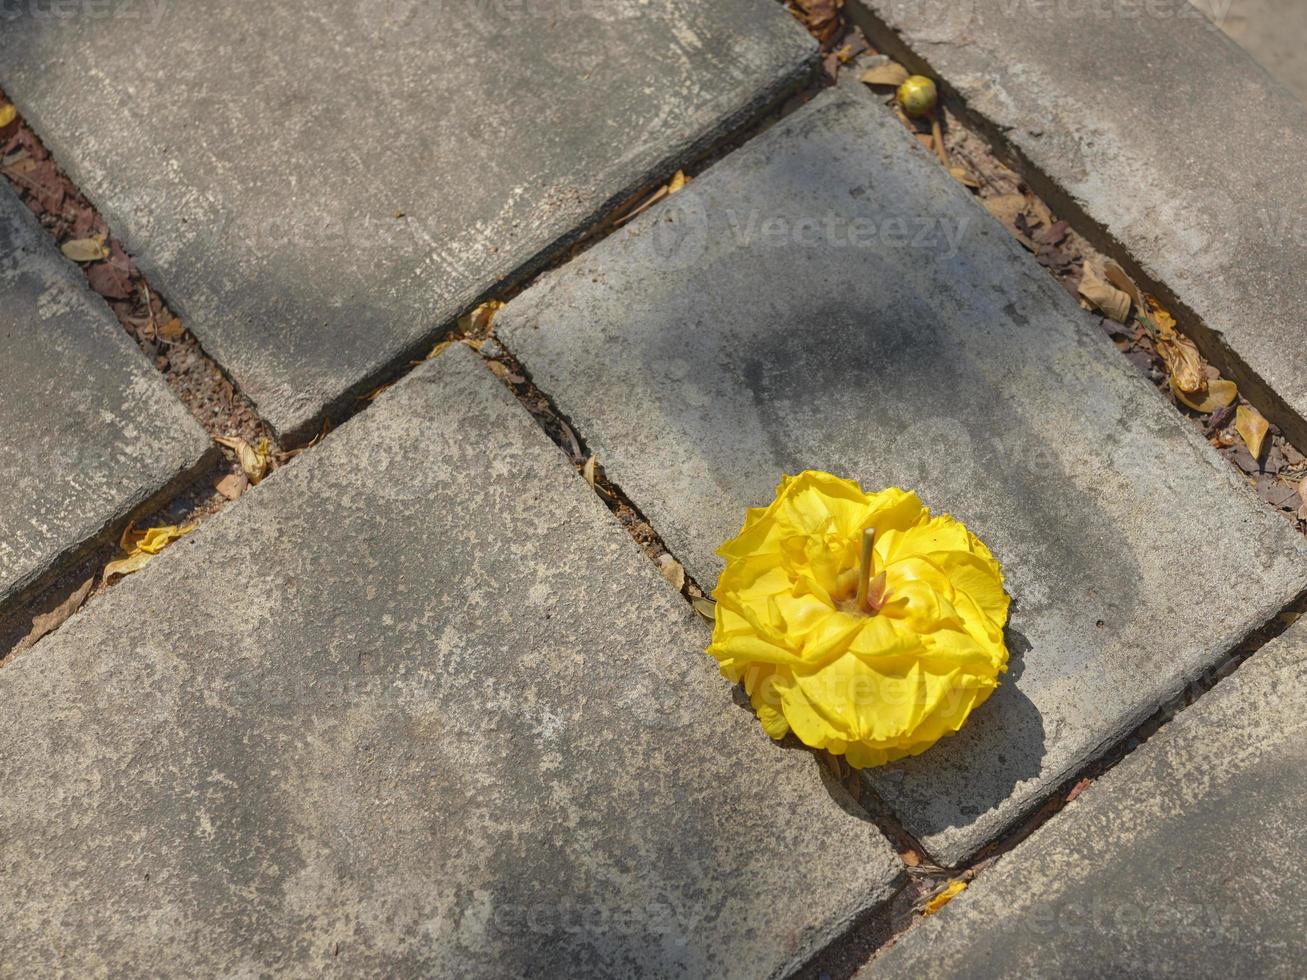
[582,455,598,489]
[15,576,94,652]
[948,167,980,189]
[1236,405,1270,460]
[156,317,185,341]
[983,193,1037,250]
[485,360,525,384]
[659,557,686,592]
[215,472,248,501]
[860,61,910,88]
[1102,260,1143,309]
[85,262,134,300]
[1065,777,1094,803]
[1078,264,1131,323]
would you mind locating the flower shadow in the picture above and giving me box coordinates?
[727,622,1042,843]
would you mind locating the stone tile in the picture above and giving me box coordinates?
[498,86,1307,865]
[868,619,1307,977]
[0,0,815,438]
[1211,0,1307,102]
[850,0,1307,448]
[0,344,901,978]
[0,182,211,611]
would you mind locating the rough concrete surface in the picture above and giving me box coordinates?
[0,344,901,979]
[0,181,211,611]
[499,87,1307,865]
[1211,0,1307,102]
[0,0,815,438]
[850,0,1307,449]
[868,619,1307,978]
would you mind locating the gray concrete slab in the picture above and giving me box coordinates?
[868,618,1307,978]
[0,343,901,979]
[0,182,211,611]
[850,0,1307,449]
[499,86,1307,866]
[0,0,815,439]
[1210,0,1307,102]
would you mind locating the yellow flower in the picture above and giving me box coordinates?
[708,471,1009,768]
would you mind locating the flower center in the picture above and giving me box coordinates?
[837,527,892,616]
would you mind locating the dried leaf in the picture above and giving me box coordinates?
[156,317,185,341]
[900,849,922,868]
[1078,264,1131,323]
[104,522,195,582]
[582,455,598,488]
[215,472,248,501]
[457,299,504,336]
[1102,260,1143,309]
[1145,295,1177,333]
[1236,405,1270,460]
[659,557,686,592]
[15,576,94,652]
[667,169,689,194]
[485,360,525,384]
[85,261,133,300]
[860,61,910,87]
[691,595,717,621]
[948,166,980,189]
[358,383,392,402]
[1173,377,1237,414]
[922,880,967,916]
[61,237,109,263]
[0,102,17,130]
[279,418,331,461]
[426,339,453,360]
[102,550,154,582]
[1065,777,1093,803]
[120,522,194,555]
[215,435,270,483]
[982,193,1036,249]
[1150,298,1205,395]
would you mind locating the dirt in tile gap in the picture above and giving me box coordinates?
[785,1,1307,534]
[0,92,322,664]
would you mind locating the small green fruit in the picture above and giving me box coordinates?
[896,75,938,118]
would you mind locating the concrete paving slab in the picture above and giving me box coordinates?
[0,0,815,439]
[868,619,1307,977]
[1211,0,1307,102]
[850,0,1307,449]
[0,182,210,611]
[0,344,901,979]
[499,86,1307,865]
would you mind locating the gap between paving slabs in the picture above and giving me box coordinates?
[840,1,1307,524]
[0,93,303,660]
[6,5,1296,968]
[0,48,826,657]
[769,4,1307,973]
